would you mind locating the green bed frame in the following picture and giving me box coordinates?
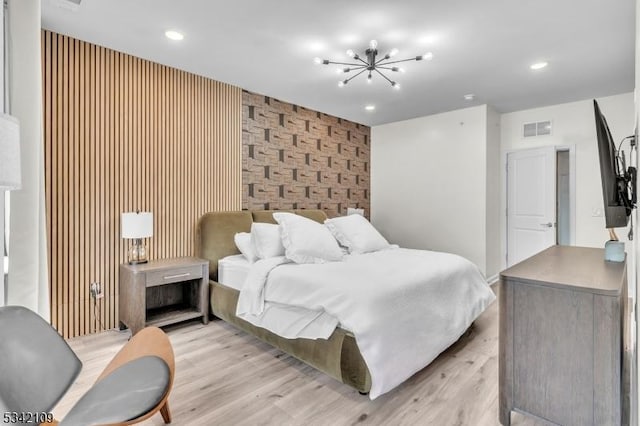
[195,209,372,393]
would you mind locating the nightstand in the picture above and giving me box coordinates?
[119,257,209,336]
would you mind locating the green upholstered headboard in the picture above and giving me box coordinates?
[195,210,328,281]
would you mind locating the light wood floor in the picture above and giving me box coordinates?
[54,285,545,425]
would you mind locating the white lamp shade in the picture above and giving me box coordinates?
[0,114,21,190]
[121,212,153,239]
[347,207,364,216]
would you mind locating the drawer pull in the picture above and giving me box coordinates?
[163,273,191,280]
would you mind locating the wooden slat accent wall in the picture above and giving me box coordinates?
[42,30,242,338]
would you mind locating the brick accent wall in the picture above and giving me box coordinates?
[242,91,371,217]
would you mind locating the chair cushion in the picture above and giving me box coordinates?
[60,356,170,426]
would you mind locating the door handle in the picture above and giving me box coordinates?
[540,222,554,228]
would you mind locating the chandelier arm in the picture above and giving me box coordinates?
[373,68,395,85]
[326,61,368,67]
[375,56,391,66]
[354,56,370,66]
[377,57,421,66]
[376,66,397,71]
[344,68,369,83]
[343,66,367,72]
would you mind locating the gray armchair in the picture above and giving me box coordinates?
[0,306,175,425]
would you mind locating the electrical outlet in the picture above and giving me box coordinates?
[90,282,103,299]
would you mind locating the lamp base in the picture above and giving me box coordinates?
[127,239,148,264]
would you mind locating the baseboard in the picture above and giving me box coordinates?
[486,274,499,285]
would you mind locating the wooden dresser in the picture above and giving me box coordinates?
[499,245,626,426]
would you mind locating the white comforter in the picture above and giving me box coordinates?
[236,248,495,399]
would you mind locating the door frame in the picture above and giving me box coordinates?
[502,144,576,269]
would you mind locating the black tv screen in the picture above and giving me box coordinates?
[594,99,629,228]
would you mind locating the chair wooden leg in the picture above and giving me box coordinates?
[160,401,172,424]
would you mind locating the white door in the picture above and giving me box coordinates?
[507,147,556,266]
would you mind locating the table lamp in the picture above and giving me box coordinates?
[121,211,153,264]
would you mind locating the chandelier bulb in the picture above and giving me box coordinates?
[338,81,344,87]
[369,39,378,49]
[389,48,399,57]
[314,57,322,64]
[346,49,355,58]
[391,81,400,89]
[418,52,434,61]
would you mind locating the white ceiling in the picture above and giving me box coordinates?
[41,0,635,126]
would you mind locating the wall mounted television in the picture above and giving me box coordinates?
[593,99,636,236]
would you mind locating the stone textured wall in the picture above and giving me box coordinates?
[242,91,370,217]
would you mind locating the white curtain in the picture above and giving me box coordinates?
[6,0,49,319]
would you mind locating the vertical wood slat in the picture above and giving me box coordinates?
[42,30,242,338]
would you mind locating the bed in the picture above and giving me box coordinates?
[195,209,495,398]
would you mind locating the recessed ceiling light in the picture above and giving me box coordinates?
[165,30,184,41]
[464,94,475,101]
[530,61,548,70]
[365,105,376,111]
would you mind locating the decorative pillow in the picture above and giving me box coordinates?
[273,212,343,264]
[324,214,390,254]
[347,207,365,216]
[234,232,258,263]
[250,223,285,259]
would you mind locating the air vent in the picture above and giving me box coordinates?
[523,120,552,138]
[50,0,81,11]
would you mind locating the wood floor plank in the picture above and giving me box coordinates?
[53,285,545,425]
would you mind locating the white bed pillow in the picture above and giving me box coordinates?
[250,223,285,259]
[324,214,390,254]
[273,212,343,264]
[234,232,258,263]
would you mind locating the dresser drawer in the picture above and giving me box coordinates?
[146,265,203,287]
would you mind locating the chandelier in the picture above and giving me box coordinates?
[314,40,432,89]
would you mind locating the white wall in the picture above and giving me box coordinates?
[500,93,635,263]
[0,0,4,306]
[485,106,501,278]
[371,105,492,275]
[633,0,640,422]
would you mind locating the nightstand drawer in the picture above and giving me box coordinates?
[146,265,203,287]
